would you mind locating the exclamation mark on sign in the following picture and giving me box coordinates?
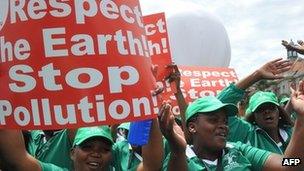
[161,38,168,53]
[151,94,159,114]
[142,35,150,57]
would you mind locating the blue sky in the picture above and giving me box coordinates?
[140,0,304,79]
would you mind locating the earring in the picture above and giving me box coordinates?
[279,117,282,119]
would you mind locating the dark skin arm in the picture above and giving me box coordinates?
[138,119,164,171]
[284,99,294,117]
[67,129,77,145]
[137,71,165,171]
[236,58,292,90]
[159,101,187,171]
[284,83,296,117]
[110,124,119,142]
[282,40,304,55]
[263,80,304,171]
[0,130,41,171]
[166,64,191,144]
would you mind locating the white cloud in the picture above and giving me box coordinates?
[140,0,304,79]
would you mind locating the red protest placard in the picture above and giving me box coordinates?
[0,0,158,130]
[160,65,238,115]
[143,13,172,81]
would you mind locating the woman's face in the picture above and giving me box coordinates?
[189,108,229,151]
[71,137,112,171]
[254,102,280,130]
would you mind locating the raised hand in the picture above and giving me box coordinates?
[290,80,304,116]
[151,64,159,79]
[282,40,291,49]
[158,101,187,153]
[151,64,164,96]
[165,63,181,90]
[256,58,292,80]
[282,39,304,55]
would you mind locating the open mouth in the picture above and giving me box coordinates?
[87,162,101,169]
[216,132,227,139]
[264,115,274,122]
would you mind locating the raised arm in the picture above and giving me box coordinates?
[236,58,291,90]
[110,124,119,142]
[67,128,77,145]
[263,80,304,171]
[218,58,291,105]
[138,118,164,171]
[158,101,187,171]
[166,64,191,143]
[282,40,304,55]
[0,130,41,171]
[217,58,292,143]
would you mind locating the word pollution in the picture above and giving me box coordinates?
[0,94,154,127]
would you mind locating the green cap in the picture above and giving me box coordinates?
[73,126,113,146]
[185,96,237,124]
[247,91,279,114]
[117,122,130,130]
[280,97,290,105]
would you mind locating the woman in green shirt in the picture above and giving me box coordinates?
[159,79,304,170]
[0,126,113,171]
[0,123,163,171]
[168,58,294,154]
[217,58,294,154]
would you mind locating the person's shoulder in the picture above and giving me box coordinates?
[30,130,44,137]
[112,140,129,150]
[30,130,44,141]
[282,125,293,131]
[226,141,248,150]
[281,126,293,138]
[51,129,69,140]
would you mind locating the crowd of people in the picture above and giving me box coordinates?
[1,57,304,171]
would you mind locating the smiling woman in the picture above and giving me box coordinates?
[0,126,114,171]
[68,127,113,171]
[159,78,304,171]
[185,97,236,161]
[158,59,304,170]
[37,126,114,171]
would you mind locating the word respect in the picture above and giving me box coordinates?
[10,0,143,27]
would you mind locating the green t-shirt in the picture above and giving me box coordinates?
[217,84,293,154]
[290,111,297,122]
[39,161,68,171]
[30,130,73,170]
[112,140,141,171]
[25,132,39,155]
[163,138,171,159]
[162,142,271,171]
[39,161,115,171]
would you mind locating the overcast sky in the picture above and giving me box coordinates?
[1,1,303,79]
[140,0,304,79]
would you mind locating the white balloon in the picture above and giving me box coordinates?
[167,9,231,67]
